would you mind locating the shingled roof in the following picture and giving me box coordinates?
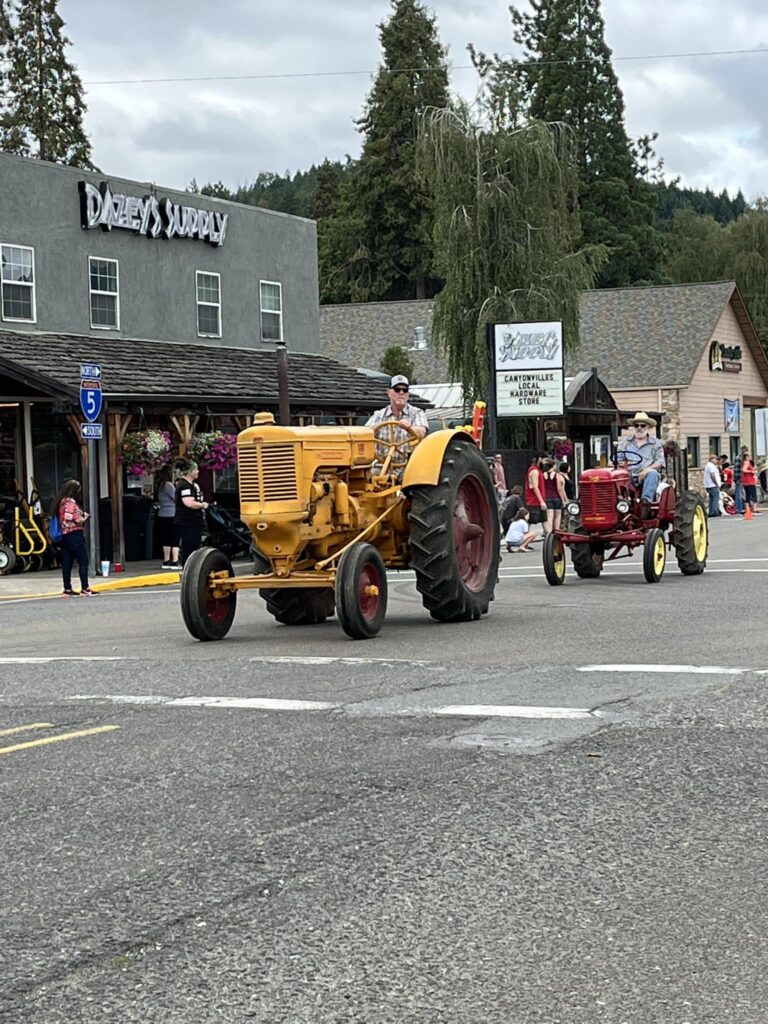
[573,280,768,389]
[320,299,450,383]
[0,330,394,412]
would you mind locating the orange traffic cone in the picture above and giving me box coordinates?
[744,505,753,520]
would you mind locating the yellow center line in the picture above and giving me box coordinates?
[0,722,55,737]
[0,724,119,755]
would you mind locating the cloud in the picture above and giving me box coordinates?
[60,0,768,199]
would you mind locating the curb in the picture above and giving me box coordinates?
[0,571,181,601]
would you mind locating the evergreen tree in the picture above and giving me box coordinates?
[380,344,415,382]
[663,209,726,284]
[417,59,606,404]
[0,0,94,167]
[348,0,450,301]
[510,0,662,287]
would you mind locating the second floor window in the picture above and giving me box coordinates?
[196,271,221,338]
[89,257,119,329]
[1,244,35,323]
[260,280,282,342]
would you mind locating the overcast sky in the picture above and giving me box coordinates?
[62,0,768,200]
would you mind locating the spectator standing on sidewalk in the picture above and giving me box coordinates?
[523,453,547,537]
[175,460,210,566]
[703,454,722,517]
[733,445,747,514]
[156,465,181,569]
[741,451,760,516]
[542,458,568,533]
[51,479,97,597]
[491,455,507,503]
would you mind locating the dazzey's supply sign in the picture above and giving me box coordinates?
[492,321,564,417]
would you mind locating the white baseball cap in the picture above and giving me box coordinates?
[390,375,410,388]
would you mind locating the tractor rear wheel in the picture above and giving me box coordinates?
[0,545,16,575]
[408,440,499,621]
[570,528,604,578]
[543,532,567,586]
[180,547,237,641]
[253,550,335,625]
[643,527,666,583]
[672,491,708,575]
[335,542,387,640]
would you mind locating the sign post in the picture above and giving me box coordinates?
[79,362,102,573]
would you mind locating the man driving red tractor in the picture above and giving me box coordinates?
[616,411,665,505]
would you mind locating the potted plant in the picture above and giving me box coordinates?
[188,431,237,471]
[121,429,173,476]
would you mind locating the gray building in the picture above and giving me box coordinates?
[0,151,319,352]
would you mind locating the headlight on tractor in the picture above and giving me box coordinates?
[616,499,630,514]
[566,501,580,516]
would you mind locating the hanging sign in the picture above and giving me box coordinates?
[79,181,228,247]
[493,321,564,417]
[709,341,742,373]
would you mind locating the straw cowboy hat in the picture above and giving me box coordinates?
[627,411,656,428]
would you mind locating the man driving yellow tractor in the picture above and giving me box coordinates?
[366,375,428,463]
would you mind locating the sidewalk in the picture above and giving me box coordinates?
[0,558,181,600]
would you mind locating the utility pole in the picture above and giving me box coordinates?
[275,341,291,426]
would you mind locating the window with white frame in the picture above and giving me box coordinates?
[196,271,221,337]
[1,244,36,323]
[89,257,119,329]
[259,280,282,342]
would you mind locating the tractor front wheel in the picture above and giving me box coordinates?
[643,527,666,583]
[180,547,237,641]
[408,439,499,622]
[672,491,708,575]
[570,528,604,578]
[335,542,387,640]
[253,550,335,625]
[543,532,567,586]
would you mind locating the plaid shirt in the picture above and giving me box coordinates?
[366,403,428,462]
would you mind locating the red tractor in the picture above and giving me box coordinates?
[542,451,708,585]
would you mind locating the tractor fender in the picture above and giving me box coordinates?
[401,429,479,489]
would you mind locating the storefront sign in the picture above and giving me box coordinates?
[492,320,564,417]
[709,340,742,373]
[497,370,565,415]
[79,181,228,247]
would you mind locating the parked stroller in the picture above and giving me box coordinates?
[203,503,253,560]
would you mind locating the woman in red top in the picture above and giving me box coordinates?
[741,452,759,516]
[51,479,97,597]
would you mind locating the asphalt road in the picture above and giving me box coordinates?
[1,514,767,1023]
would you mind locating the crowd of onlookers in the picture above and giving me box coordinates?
[703,448,766,519]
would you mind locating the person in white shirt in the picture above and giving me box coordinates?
[703,453,722,517]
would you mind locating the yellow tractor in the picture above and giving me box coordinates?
[180,413,500,641]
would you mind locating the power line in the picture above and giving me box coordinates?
[81,45,768,88]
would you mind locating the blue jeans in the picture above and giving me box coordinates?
[734,482,744,514]
[706,486,720,515]
[60,530,89,591]
[633,469,660,501]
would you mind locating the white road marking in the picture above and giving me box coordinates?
[70,693,596,720]
[430,704,595,720]
[0,656,128,664]
[247,656,432,666]
[578,664,747,675]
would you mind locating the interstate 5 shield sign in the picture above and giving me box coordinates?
[80,378,103,423]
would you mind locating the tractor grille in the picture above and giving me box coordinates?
[238,443,298,503]
[579,480,617,527]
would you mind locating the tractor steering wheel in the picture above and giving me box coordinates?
[373,419,423,456]
[615,449,644,469]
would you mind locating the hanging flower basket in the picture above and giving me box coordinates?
[187,431,238,471]
[663,439,680,459]
[553,439,574,460]
[121,429,173,476]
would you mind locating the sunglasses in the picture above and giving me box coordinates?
[392,386,409,394]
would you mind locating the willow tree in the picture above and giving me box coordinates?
[417,61,605,403]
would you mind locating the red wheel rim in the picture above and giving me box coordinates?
[206,594,232,623]
[453,474,493,591]
[358,560,382,624]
